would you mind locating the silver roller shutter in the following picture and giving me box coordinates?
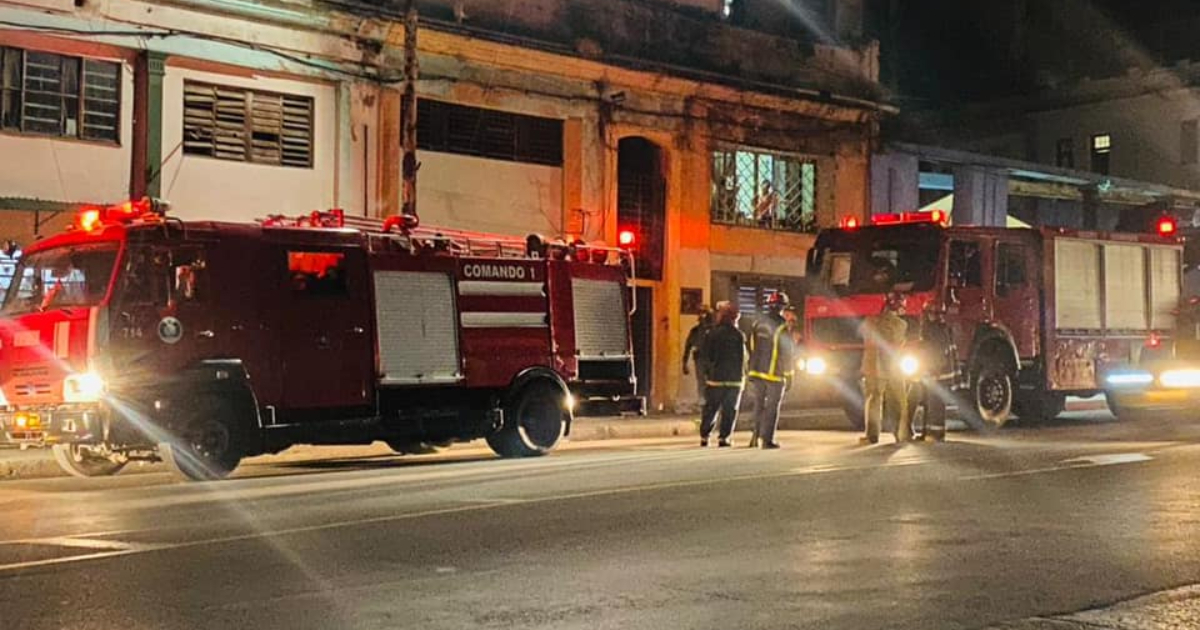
[572,278,629,359]
[374,271,461,384]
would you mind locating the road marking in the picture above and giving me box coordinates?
[960,452,1153,481]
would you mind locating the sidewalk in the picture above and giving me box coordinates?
[0,397,1108,481]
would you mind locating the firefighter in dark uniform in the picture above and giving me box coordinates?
[698,301,746,448]
[860,292,909,444]
[910,303,957,441]
[683,307,715,411]
[745,292,796,449]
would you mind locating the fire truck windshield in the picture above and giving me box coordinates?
[811,226,940,295]
[0,243,120,315]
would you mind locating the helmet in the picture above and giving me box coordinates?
[884,291,907,313]
[765,291,791,312]
[715,300,740,325]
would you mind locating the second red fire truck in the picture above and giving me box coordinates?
[0,201,640,480]
[801,212,1186,428]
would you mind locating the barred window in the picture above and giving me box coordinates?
[711,148,817,233]
[417,99,563,166]
[0,47,120,143]
[183,81,314,168]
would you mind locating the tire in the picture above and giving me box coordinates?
[51,444,127,478]
[968,359,1014,430]
[386,440,441,455]
[487,380,568,458]
[1104,392,1158,421]
[159,414,244,481]
[1012,391,1066,423]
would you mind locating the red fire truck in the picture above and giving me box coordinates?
[0,200,640,480]
[801,212,1185,428]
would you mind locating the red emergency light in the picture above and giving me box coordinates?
[1156,215,1178,237]
[75,198,164,232]
[618,229,637,247]
[871,211,949,227]
[839,216,860,229]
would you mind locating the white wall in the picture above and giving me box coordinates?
[0,57,133,205]
[159,66,339,222]
[415,151,563,237]
[1031,90,1200,189]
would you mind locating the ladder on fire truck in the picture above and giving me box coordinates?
[261,210,638,296]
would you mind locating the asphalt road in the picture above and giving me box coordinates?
[2,412,1200,629]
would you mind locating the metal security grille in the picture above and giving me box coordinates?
[0,47,120,142]
[417,99,563,166]
[572,278,629,358]
[183,81,314,168]
[374,271,461,384]
[711,148,817,233]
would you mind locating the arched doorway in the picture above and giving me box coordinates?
[617,137,666,401]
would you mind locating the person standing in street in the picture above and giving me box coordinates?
[860,292,910,444]
[683,307,715,411]
[745,292,796,449]
[699,301,746,448]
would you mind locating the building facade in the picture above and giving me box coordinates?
[0,0,886,410]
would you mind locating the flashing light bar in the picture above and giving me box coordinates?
[1156,215,1178,237]
[871,210,949,227]
[75,198,167,232]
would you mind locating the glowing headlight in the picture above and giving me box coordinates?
[796,357,807,372]
[899,354,920,377]
[63,372,106,403]
[805,357,828,376]
[1105,372,1154,386]
[1160,369,1200,389]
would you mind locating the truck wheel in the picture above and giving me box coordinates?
[386,440,441,455]
[51,444,127,478]
[159,415,244,481]
[487,380,567,458]
[1013,392,1066,423]
[970,360,1014,429]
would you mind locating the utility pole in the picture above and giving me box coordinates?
[400,0,420,223]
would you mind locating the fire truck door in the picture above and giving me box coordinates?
[946,238,991,361]
[279,249,373,413]
[992,239,1038,358]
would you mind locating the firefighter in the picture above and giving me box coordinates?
[683,306,715,411]
[698,301,746,447]
[910,302,957,442]
[860,292,909,444]
[745,292,796,449]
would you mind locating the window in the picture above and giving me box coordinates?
[711,148,818,233]
[417,99,563,166]
[1,244,119,315]
[0,46,120,142]
[1091,133,1111,175]
[996,242,1027,295]
[1182,120,1198,166]
[183,81,314,168]
[1055,138,1074,168]
[288,251,346,296]
[948,240,982,288]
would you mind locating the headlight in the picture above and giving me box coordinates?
[63,372,106,403]
[805,357,828,376]
[1160,369,1200,389]
[899,354,920,377]
[1105,371,1154,386]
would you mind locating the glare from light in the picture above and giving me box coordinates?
[1160,369,1200,389]
[806,357,828,376]
[63,371,106,403]
[565,393,576,411]
[1105,372,1154,386]
[899,354,920,377]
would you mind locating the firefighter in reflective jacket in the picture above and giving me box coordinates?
[910,303,957,442]
[860,292,909,444]
[745,292,796,449]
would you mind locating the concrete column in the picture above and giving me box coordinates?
[377,88,402,219]
[953,166,1009,227]
[132,51,167,200]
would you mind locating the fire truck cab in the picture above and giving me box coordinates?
[0,201,640,480]
[803,212,1184,429]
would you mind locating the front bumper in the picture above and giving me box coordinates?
[0,405,109,446]
[1103,363,1200,413]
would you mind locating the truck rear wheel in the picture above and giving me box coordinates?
[487,380,567,458]
[969,359,1014,430]
[51,444,127,478]
[159,415,244,481]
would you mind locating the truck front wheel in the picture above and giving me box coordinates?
[159,415,244,481]
[487,380,567,458]
[51,444,127,478]
[970,360,1014,429]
